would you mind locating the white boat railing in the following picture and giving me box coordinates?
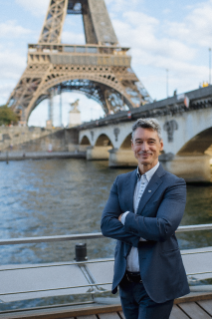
[0,223,211,245]
[1,223,212,312]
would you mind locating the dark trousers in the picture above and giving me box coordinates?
[119,276,174,319]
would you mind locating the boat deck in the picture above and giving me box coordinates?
[172,293,212,319]
[1,246,212,304]
[2,293,212,319]
[2,227,212,318]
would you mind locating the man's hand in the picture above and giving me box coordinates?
[118,213,124,221]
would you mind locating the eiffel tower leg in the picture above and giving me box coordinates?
[39,0,68,44]
[7,62,52,124]
[48,89,54,126]
[104,90,111,114]
[60,87,62,127]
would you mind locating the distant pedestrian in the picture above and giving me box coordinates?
[48,143,52,152]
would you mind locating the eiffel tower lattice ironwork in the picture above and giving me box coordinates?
[7,0,152,124]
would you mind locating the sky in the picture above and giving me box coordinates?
[0,0,212,126]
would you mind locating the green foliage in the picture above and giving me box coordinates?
[0,105,18,126]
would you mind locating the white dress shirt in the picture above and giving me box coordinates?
[121,162,160,272]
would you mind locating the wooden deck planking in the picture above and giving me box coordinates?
[119,311,125,319]
[77,316,97,319]
[98,313,120,319]
[197,300,212,316]
[170,305,190,319]
[179,302,212,319]
[2,295,212,319]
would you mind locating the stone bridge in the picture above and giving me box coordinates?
[78,86,212,182]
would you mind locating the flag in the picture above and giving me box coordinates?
[184,95,190,108]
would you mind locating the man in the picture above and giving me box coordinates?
[101,118,189,319]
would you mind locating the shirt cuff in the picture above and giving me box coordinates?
[120,211,130,225]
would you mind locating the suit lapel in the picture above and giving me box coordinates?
[127,169,137,212]
[136,164,165,215]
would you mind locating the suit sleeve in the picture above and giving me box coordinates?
[123,178,186,242]
[101,177,140,247]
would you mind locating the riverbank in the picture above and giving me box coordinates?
[0,151,86,161]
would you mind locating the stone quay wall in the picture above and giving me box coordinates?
[0,127,79,153]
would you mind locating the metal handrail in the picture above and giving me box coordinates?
[0,282,112,297]
[0,258,114,271]
[0,223,211,246]
[176,224,212,233]
[3,272,212,297]
[0,232,103,245]
[5,271,212,297]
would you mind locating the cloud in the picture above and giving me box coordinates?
[111,8,210,99]
[165,0,212,47]
[0,48,26,104]
[105,0,139,5]
[162,8,171,14]
[0,85,17,104]
[105,0,141,13]
[0,20,32,38]
[114,11,196,65]
[0,49,25,79]
[15,0,49,17]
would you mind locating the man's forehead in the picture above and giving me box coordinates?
[132,127,161,141]
[134,127,157,136]
[135,136,156,140]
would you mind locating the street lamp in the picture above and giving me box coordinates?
[166,69,169,98]
[209,48,211,85]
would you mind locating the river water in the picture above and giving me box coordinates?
[1,159,212,309]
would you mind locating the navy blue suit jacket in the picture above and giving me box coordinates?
[101,164,190,303]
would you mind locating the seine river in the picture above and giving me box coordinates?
[1,159,212,309]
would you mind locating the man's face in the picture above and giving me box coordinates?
[131,127,163,169]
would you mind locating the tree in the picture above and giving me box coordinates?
[0,105,18,126]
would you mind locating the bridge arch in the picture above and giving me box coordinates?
[79,134,91,145]
[25,74,134,122]
[177,127,212,156]
[94,133,114,147]
[120,133,132,149]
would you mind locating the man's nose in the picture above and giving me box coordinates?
[141,142,148,151]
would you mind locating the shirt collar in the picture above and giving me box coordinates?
[136,162,160,182]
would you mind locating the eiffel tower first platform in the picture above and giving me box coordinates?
[7,0,152,125]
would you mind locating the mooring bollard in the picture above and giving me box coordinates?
[75,243,87,262]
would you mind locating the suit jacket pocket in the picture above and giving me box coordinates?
[161,247,180,255]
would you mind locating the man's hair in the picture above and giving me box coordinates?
[131,118,162,140]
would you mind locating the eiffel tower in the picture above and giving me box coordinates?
[7,0,152,125]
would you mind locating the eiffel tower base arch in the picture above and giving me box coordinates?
[7,0,152,125]
[25,71,140,123]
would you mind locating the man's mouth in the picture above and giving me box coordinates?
[138,152,152,156]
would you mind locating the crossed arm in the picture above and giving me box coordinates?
[101,177,186,246]
[101,178,140,247]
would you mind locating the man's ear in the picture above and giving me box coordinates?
[160,139,164,151]
[131,139,134,150]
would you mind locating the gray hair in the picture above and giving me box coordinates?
[131,118,162,140]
